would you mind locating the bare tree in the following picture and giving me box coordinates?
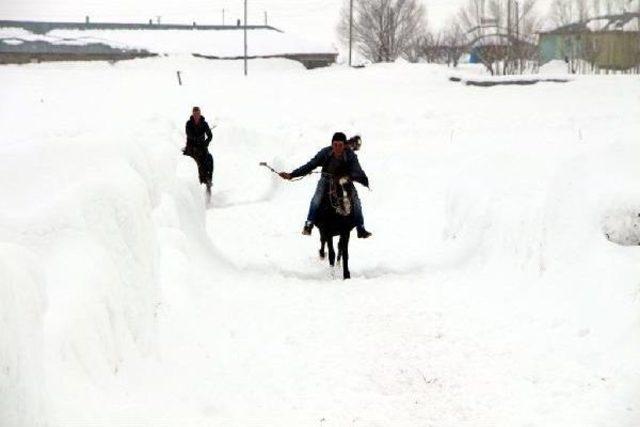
[457,0,539,39]
[337,0,428,63]
[549,0,634,26]
[442,20,468,67]
[550,0,594,25]
[457,0,486,39]
[418,31,449,63]
[454,0,540,74]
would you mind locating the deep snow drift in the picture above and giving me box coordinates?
[0,57,639,427]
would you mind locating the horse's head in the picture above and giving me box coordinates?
[328,175,352,217]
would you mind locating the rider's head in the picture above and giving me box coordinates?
[192,106,201,121]
[331,132,347,157]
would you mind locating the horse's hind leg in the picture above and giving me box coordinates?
[319,237,326,259]
[327,236,336,267]
[340,232,351,280]
[337,237,342,263]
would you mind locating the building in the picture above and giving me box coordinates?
[538,13,640,72]
[0,19,338,69]
[465,32,537,75]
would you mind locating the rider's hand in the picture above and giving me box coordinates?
[279,172,292,180]
[339,176,350,185]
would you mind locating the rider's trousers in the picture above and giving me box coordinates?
[307,176,364,228]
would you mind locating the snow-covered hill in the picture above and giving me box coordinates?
[0,57,639,426]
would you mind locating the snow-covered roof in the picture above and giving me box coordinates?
[0,27,131,49]
[542,12,640,34]
[471,34,511,47]
[0,22,337,58]
[468,32,536,48]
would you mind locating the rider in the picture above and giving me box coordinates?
[183,106,214,190]
[279,132,372,239]
[346,135,362,151]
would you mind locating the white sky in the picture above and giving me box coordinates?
[1,0,553,46]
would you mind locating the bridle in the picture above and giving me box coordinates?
[324,173,352,217]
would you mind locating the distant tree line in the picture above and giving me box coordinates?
[337,0,640,74]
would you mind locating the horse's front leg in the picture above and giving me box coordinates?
[327,235,336,267]
[319,237,326,259]
[340,232,351,280]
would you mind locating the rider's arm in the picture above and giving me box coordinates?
[290,147,329,178]
[204,122,213,146]
[185,121,195,143]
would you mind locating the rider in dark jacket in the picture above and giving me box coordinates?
[280,132,372,238]
[184,106,214,188]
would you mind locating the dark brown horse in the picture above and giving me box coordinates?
[316,174,356,279]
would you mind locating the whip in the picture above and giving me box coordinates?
[259,162,320,181]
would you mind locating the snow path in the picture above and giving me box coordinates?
[1,57,639,426]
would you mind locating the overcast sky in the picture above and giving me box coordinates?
[1,0,553,45]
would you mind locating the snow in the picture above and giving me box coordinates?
[0,27,131,48]
[1,56,639,426]
[539,59,572,74]
[1,38,24,45]
[586,18,611,32]
[621,17,640,32]
[0,26,337,57]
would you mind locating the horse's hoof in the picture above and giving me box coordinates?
[319,250,325,259]
[343,273,351,280]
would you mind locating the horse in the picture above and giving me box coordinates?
[183,144,213,204]
[315,174,356,280]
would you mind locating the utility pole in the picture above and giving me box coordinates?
[264,11,268,26]
[222,8,225,25]
[506,0,512,75]
[515,0,520,73]
[244,0,248,76]
[515,0,520,40]
[349,0,353,66]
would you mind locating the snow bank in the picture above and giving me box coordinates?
[539,59,572,75]
[0,58,216,425]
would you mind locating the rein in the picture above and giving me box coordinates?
[259,162,352,217]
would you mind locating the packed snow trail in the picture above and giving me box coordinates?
[1,57,639,426]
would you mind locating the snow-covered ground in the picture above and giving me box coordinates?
[1,56,639,427]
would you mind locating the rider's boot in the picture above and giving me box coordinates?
[302,221,313,236]
[357,226,372,239]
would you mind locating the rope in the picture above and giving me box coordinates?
[259,162,351,217]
